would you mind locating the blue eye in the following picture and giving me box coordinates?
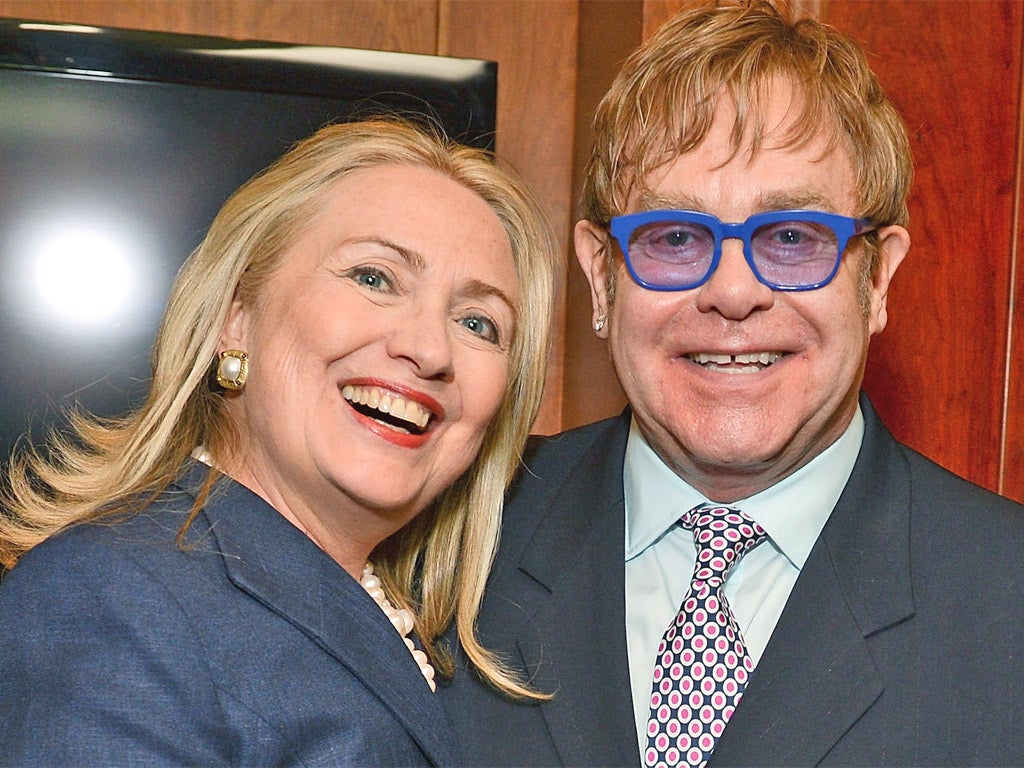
[351,268,392,292]
[460,315,500,344]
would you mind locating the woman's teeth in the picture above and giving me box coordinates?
[341,385,432,432]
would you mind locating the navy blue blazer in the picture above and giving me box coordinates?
[0,464,457,766]
[440,396,1024,766]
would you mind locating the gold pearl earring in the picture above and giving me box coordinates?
[216,350,249,390]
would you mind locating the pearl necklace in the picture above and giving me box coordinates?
[360,562,436,692]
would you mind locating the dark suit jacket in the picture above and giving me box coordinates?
[0,464,457,767]
[441,396,1024,766]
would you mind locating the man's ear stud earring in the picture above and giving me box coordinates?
[594,315,607,332]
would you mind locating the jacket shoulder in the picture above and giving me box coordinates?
[494,414,629,568]
[517,413,629,489]
[896,439,1024,519]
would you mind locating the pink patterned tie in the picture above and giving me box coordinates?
[644,503,768,768]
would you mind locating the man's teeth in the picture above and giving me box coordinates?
[689,352,781,372]
[341,385,432,430]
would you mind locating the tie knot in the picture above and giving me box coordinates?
[682,503,767,582]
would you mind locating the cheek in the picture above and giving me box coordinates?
[610,291,675,360]
[802,309,870,399]
[256,288,356,367]
[462,356,511,429]
[254,330,313,381]
[245,322,336,412]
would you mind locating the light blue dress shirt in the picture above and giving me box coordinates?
[624,407,864,753]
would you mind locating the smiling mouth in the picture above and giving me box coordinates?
[341,384,434,435]
[686,352,782,374]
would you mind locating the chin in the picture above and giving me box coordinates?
[684,424,788,467]
[349,488,427,521]
[323,463,427,518]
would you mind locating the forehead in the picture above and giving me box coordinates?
[626,79,857,215]
[262,162,519,305]
[319,163,512,257]
[324,163,498,226]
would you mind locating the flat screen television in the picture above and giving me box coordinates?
[0,19,497,461]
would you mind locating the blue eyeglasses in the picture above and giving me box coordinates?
[609,209,877,291]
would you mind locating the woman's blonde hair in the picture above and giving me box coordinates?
[582,0,912,292]
[0,118,558,698]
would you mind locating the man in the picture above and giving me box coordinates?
[441,2,1024,767]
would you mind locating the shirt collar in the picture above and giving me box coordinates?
[624,406,864,568]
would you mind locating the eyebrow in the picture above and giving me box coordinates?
[354,235,428,270]
[635,189,840,217]
[460,279,517,319]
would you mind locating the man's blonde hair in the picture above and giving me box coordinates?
[583,0,912,238]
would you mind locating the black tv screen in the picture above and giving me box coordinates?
[0,19,497,460]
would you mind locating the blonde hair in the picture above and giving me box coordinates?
[0,118,558,698]
[582,0,912,288]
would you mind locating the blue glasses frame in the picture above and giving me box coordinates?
[609,209,876,292]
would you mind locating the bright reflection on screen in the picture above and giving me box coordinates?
[22,221,143,332]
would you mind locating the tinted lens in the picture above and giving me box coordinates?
[750,220,840,287]
[626,220,715,288]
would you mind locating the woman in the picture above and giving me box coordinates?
[0,119,557,766]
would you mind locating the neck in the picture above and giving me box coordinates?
[203,442,420,578]
[217,459,404,580]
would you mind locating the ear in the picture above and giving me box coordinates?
[574,219,614,338]
[867,224,910,336]
[219,295,249,351]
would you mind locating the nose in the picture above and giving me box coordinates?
[694,237,775,319]
[386,304,455,382]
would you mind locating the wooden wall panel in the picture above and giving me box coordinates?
[562,0,642,428]
[824,0,1021,500]
[1008,253,1024,499]
[440,0,579,435]
[0,1,438,51]
[1008,110,1024,500]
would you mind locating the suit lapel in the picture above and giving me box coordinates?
[711,399,915,766]
[513,413,642,767]
[196,475,458,767]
